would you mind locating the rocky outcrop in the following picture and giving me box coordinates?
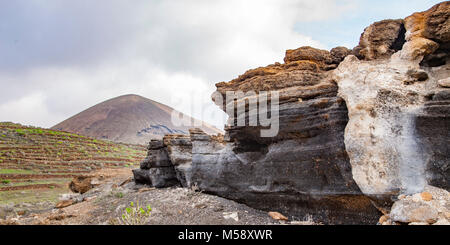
[132,140,179,188]
[353,19,406,60]
[333,2,449,205]
[133,2,449,224]
[209,45,382,224]
[163,134,193,187]
[403,2,449,65]
[135,45,381,224]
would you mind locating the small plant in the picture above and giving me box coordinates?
[1,179,11,184]
[118,201,151,225]
[15,129,26,136]
[115,192,124,198]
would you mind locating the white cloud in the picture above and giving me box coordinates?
[0,0,356,129]
[0,92,62,127]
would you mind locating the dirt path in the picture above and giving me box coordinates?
[0,168,316,225]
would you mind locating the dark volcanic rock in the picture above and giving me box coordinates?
[133,139,180,188]
[163,134,193,187]
[133,2,450,225]
[135,46,382,224]
[132,169,152,185]
[200,47,380,224]
[416,77,450,189]
[140,140,172,169]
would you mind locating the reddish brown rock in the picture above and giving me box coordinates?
[399,2,449,64]
[268,212,289,221]
[354,19,406,60]
[330,46,352,64]
[55,200,74,209]
[284,46,333,68]
[69,176,95,194]
[420,192,433,201]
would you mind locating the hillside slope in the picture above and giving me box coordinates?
[52,94,222,145]
[0,122,146,207]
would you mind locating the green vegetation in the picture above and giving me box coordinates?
[0,169,36,174]
[0,122,146,206]
[15,128,45,136]
[117,201,152,225]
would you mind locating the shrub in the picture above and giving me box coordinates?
[1,179,11,184]
[15,129,25,136]
[115,192,124,198]
[118,201,151,225]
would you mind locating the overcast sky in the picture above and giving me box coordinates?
[0,0,443,129]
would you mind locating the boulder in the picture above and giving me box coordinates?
[388,186,449,224]
[69,175,98,194]
[390,200,439,223]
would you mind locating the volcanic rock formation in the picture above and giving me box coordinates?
[333,1,450,200]
[134,46,381,223]
[134,2,449,224]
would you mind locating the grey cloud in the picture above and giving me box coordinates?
[0,1,141,72]
[0,0,358,128]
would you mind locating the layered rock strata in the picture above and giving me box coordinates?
[133,2,449,224]
[134,46,381,223]
[132,140,179,188]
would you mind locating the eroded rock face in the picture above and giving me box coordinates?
[163,134,192,187]
[210,48,383,224]
[133,44,381,223]
[399,1,449,64]
[133,2,449,224]
[333,2,449,200]
[132,140,179,188]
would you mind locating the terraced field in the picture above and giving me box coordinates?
[0,122,146,205]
